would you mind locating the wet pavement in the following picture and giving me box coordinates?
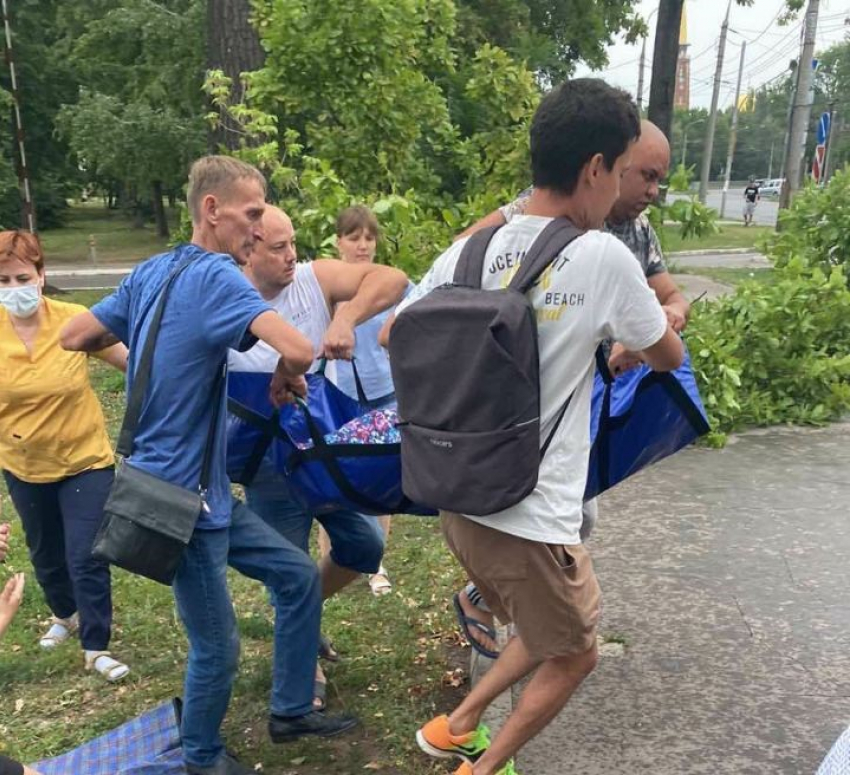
[478,423,850,774]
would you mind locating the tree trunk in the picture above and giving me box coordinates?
[206,0,265,151]
[647,0,685,143]
[152,180,170,239]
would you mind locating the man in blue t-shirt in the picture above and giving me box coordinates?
[61,157,358,775]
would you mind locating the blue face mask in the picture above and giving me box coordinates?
[0,283,41,318]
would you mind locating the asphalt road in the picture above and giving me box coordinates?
[485,422,850,775]
[46,267,131,291]
[670,187,779,227]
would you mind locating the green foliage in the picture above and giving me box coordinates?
[213,128,507,279]
[689,262,850,444]
[765,170,850,282]
[0,99,23,228]
[212,0,542,202]
[668,163,695,193]
[248,0,460,196]
[691,173,850,440]
[0,1,80,227]
[455,0,645,82]
[456,45,539,194]
[666,197,720,240]
[646,197,718,251]
[204,6,542,278]
[56,0,205,204]
[57,91,203,195]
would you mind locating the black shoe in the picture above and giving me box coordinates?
[186,752,254,775]
[269,710,359,743]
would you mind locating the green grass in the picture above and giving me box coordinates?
[0,290,469,773]
[660,224,772,254]
[38,202,178,265]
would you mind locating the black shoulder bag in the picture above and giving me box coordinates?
[92,258,225,586]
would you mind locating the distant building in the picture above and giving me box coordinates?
[674,4,690,110]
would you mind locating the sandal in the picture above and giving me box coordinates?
[313,678,327,712]
[318,634,340,662]
[39,613,79,649]
[85,651,130,683]
[368,567,392,597]
[452,592,500,660]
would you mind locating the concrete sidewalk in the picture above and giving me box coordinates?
[480,423,850,774]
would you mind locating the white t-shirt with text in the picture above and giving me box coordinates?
[396,215,668,545]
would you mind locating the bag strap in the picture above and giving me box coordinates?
[117,256,198,456]
[540,344,609,458]
[595,344,613,385]
[318,356,370,405]
[525,218,585,457]
[541,392,574,458]
[199,362,227,496]
[508,217,584,294]
[452,225,503,288]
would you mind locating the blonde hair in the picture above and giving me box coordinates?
[186,155,267,222]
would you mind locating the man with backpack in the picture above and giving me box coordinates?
[453,119,688,657]
[386,80,684,775]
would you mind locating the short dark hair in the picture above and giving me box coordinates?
[530,79,640,195]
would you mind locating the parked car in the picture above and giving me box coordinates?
[758,178,784,196]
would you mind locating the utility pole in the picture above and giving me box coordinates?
[779,0,820,210]
[637,35,647,113]
[698,1,732,204]
[647,0,685,141]
[1,0,35,232]
[778,66,795,180]
[721,41,746,217]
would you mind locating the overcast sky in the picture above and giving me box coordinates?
[573,0,850,109]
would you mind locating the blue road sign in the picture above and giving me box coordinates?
[818,112,831,145]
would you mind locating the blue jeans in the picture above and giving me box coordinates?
[3,467,114,650]
[173,500,321,769]
[245,475,384,574]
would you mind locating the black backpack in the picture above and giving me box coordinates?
[388,217,584,516]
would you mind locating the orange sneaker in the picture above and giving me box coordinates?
[415,714,491,764]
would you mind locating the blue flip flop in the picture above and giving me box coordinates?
[452,592,500,660]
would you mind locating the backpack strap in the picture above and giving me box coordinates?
[508,217,584,294]
[452,225,503,288]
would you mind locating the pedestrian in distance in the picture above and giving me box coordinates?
[743,176,760,226]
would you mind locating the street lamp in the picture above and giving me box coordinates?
[681,118,705,166]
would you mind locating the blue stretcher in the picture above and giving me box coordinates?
[226,345,709,515]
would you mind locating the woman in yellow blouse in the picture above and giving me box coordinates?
[0,230,130,682]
